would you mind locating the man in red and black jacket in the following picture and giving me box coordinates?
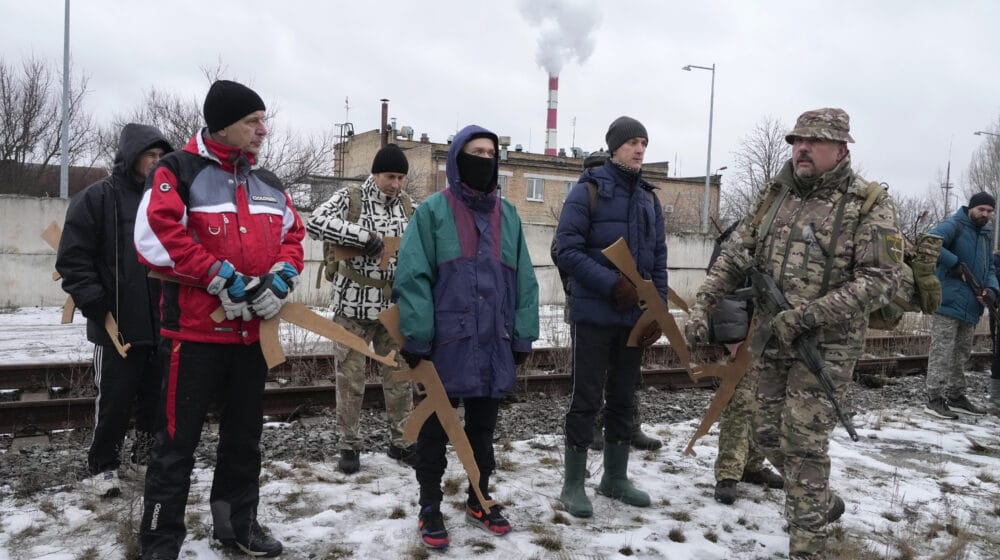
[134,80,304,560]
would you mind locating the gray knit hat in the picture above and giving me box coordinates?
[606,116,648,154]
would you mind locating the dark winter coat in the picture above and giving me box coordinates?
[555,160,668,327]
[931,206,1000,325]
[56,124,172,347]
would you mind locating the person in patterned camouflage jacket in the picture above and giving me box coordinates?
[305,143,415,474]
[685,108,904,560]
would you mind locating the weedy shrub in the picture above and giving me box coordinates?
[703,529,718,543]
[442,476,463,496]
[551,511,571,525]
[389,506,406,519]
[670,511,691,522]
[468,539,496,553]
[667,527,685,543]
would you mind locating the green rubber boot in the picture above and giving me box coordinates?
[597,442,650,507]
[559,446,593,518]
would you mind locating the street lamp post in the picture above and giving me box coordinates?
[974,130,1000,251]
[683,63,716,234]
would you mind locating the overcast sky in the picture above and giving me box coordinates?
[3,0,999,203]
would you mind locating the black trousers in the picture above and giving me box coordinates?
[88,343,162,474]
[415,397,500,508]
[564,322,641,448]
[140,339,267,558]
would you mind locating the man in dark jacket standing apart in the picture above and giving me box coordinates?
[134,80,305,559]
[924,192,997,418]
[57,123,172,497]
[394,124,539,549]
[555,116,666,518]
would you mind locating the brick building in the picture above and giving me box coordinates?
[332,128,720,232]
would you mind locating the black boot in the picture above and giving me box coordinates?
[714,479,737,505]
[741,466,784,489]
[630,402,661,451]
[337,449,360,474]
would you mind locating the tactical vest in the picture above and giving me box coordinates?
[750,179,939,330]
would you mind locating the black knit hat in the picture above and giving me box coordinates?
[606,116,648,154]
[203,80,266,132]
[969,191,996,209]
[371,144,409,174]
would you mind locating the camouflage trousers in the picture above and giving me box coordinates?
[749,352,853,557]
[714,365,765,481]
[925,313,976,401]
[333,316,412,450]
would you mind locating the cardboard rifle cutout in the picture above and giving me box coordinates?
[682,323,755,456]
[600,236,754,457]
[42,221,131,358]
[149,271,397,370]
[315,237,402,288]
[378,305,495,514]
[601,237,692,368]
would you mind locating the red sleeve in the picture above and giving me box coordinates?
[134,166,218,284]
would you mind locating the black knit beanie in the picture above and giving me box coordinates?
[969,191,996,209]
[371,144,409,174]
[203,80,266,132]
[606,116,648,154]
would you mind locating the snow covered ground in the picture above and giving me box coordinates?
[1,307,999,559]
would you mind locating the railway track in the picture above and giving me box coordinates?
[0,335,992,436]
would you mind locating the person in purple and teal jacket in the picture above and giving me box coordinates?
[393,124,539,549]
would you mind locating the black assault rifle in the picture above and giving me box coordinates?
[733,269,860,442]
[957,262,1000,324]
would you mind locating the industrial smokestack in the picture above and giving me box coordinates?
[545,75,558,156]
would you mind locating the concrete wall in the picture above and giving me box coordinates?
[0,195,714,309]
[1,196,72,308]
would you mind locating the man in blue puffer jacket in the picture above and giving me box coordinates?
[924,191,998,418]
[555,116,667,517]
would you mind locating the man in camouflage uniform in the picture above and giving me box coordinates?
[686,108,903,559]
[706,222,785,504]
[305,144,415,474]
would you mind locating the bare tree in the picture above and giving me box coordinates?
[95,87,203,168]
[892,188,940,243]
[0,55,96,193]
[722,116,790,226]
[94,82,335,206]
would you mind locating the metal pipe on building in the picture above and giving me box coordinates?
[380,98,389,148]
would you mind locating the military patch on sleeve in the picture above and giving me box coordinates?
[884,233,905,263]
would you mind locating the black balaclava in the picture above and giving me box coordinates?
[457,150,497,193]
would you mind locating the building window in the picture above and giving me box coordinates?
[526,178,544,202]
[564,181,574,200]
[663,204,674,213]
[498,175,508,199]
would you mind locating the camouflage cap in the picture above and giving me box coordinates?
[784,107,855,144]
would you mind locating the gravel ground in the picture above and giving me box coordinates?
[3,367,998,499]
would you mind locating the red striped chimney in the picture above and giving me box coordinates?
[545,75,558,156]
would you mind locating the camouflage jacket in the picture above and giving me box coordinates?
[696,156,903,358]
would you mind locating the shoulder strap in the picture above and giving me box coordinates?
[585,179,599,215]
[347,185,362,223]
[399,191,414,218]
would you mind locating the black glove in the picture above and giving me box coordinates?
[400,349,428,369]
[985,288,998,306]
[364,233,384,257]
[78,298,110,322]
[612,275,639,311]
[513,350,530,365]
[248,273,291,320]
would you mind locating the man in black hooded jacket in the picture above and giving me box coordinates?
[56,123,172,497]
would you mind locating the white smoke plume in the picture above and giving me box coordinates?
[519,0,601,77]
